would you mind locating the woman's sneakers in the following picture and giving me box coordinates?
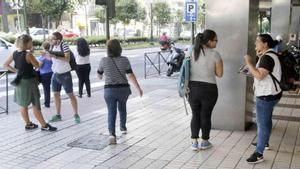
[25,122,57,132]
[41,123,57,132]
[191,139,213,151]
[247,152,264,164]
[108,135,117,145]
[25,122,38,130]
[191,141,199,151]
[120,127,127,134]
[200,140,213,150]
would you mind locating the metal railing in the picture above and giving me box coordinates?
[144,51,172,78]
[0,69,8,114]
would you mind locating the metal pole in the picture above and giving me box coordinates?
[144,54,146,79]
[158,52,161,75]
[6,72,8,114]
[192,22,195,44]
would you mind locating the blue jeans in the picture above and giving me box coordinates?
[40,72,53,107]
[255,97,279,154]
[104,87,131,136]
[52,72,73,94]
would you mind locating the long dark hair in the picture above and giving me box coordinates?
[258,34,277,48]
[194,29,217,61]
[76,38,90,57]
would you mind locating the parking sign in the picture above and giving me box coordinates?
[184,0,198,22]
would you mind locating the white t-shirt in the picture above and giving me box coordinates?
[74,50,90,65]
[51,42,71,74]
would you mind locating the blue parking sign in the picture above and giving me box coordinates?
[184,0,198,22]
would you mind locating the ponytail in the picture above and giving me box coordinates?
[193,29,217,61]
[194,33,204,61]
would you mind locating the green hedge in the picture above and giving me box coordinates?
[1,36,150,47]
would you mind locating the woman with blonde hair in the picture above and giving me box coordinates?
[3,34,57,131]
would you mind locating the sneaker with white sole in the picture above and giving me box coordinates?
[200,140,212,150]
[41,123,57,132]
[120,127,127,134]
[191,141,199,151]
[108,135,117,145]
[247,152,264,164]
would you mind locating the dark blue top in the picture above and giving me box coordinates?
[37,55,53,75]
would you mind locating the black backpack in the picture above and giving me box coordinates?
[50,43,77,71]
[268,51,296,91]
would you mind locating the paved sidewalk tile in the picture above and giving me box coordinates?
[0,78,300,169]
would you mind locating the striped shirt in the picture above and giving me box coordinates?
[51,42,71,74]
[98,56,133,88]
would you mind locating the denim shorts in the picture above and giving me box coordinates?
[51,72,73,94]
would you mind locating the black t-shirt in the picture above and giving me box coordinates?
[258,55,274,72]
[13,51,35,78]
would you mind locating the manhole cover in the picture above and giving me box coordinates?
[67,134,111,150]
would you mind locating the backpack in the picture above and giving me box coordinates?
[267,50,296,91]
[177,56,191,115]
[50,42,77,71]
[177,56,191,97]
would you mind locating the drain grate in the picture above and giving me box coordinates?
[67,134,112,150]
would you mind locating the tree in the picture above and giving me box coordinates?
[26,0,76,29]
[196,0,205,32]
[95,6,106,35]
[173,9,183,38]
[152,2,171,35]
[115,0,139,39]
[95,6,106,23]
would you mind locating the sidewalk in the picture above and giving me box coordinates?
[0,78,300,169]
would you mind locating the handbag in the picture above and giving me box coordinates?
[110,57,132,95]
[10,75,21,86]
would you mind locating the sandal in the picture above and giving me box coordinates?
[25,122,38,130]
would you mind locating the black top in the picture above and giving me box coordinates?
[258,55,275,72]
[13,51,36,79]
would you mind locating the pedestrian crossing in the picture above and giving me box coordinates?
[0,71,105,100]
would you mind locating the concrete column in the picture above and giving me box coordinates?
[204,0,259,130]
[271,0,292,46]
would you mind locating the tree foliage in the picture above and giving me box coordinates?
[196,0,205,30]
[136,7,146,22]
[152,2,171,28]
[95,6,106,23]
[115,0,138,25]
[26,0,77,27]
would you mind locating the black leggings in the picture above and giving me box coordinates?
[75,64,91,96]
[188,81,218,140]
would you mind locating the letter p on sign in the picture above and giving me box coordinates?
[187,3,196,14]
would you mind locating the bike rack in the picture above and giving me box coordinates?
[0,69,9,114]
[144,51,172,78]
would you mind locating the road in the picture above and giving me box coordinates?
[0,46,184,115]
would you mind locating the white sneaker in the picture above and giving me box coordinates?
[200,140,212,150]
[108,135,117,145]
[121,130,127,134]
